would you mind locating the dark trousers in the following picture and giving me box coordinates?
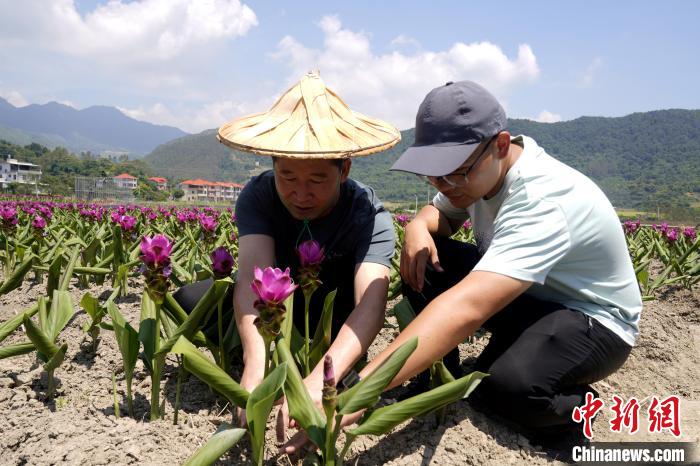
[403,237,632,433]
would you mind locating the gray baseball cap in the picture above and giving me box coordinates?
[391,80,506,176]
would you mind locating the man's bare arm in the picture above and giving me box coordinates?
[309,262,390,383]
[233,234,275,391]
[358,270,532,389]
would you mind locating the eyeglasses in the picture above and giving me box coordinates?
[417,135,496,188]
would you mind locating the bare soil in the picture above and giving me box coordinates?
[1,275,698,465]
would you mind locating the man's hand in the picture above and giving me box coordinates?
[236,365,265,427]
[275,374,323,443]
[400,220,444,292]
[279,409,365,456]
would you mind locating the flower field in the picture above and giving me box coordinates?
[0,197,698,465]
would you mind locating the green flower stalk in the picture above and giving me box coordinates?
[297,239,324,376]
[139,234,172,420]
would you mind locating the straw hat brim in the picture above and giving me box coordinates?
[217,73,401,159]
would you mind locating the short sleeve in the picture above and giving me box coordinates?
[473,195,571,284]
[433,192,470,221]
[234,175,274,237]
[355,208,395,268]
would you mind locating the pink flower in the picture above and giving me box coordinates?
[297,240,325,267]
[140,234,172,269]
[199,215,217,232]
[665,228,678,243]
[210,247,234,279]
[463,220,472,230]
[395,214,411,227]
[0,206,18,226]
[682,227,697,242]
[118,215,137,232]
[250,266,297,304]
[32,215,46,229]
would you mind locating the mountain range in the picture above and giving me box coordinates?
[144,109,700,213]
[0,97,187,155]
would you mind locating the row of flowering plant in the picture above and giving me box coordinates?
[623,221,699,298]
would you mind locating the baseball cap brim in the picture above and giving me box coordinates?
[390,141,480,176]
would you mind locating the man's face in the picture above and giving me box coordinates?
[274,158,350,220]
[430,136,503,208]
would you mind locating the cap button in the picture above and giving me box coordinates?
[445,81,454,86]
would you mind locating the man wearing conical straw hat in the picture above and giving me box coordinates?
[221,72,399,430]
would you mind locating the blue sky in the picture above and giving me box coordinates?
[0,0,697,133]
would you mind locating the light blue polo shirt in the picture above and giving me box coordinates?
[434,135,642,346]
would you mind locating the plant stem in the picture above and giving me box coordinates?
[303,293,311,377]
[112,371,120,418]
[217,298,226,370]
[150,301,162,421]
[174,355,184,425]
[263,336,273,377]
[323,408,336,466]
[47,369,55,401]
[126,377,134,417]
[338,433,356,465]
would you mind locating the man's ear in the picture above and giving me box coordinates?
[340,159,352,182]
[495,131,511,159]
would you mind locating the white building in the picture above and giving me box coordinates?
[0,155,42,190]
[113,173,138,189]
[178,179,243,203]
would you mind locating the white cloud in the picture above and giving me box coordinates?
[390,34,421,52]
[0,90,29,107]
[271,16,540,129]
[580,57,603,87]
[533,110,562,123]
[118,99,261,133]
[0,0,257,78]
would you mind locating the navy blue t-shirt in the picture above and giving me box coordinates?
[235,170,395,335]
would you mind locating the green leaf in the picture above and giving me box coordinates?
[23,315,58,361]
[73,266,112,275]
[171,335,249,408]
[43,343,68,372]
[59,248,80,291]
[337,337,418,415]
[183,425,246,466]
[107,301,139,389]
[0,302,39,343]
[0,341,35,359]
[308,289,336,369]
[279,293,295,350]
[157,278,232,355]
[276,338,326,448]
[246,363,287,465]
[0,254,33,295]
[138,292,157,373]
[46,290,74,342]
[80,292,103,322]
[348,371,487,436]
[391,298,416,332]
[46,253,63,297]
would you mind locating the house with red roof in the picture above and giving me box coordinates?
[113,173,137,190]
[178,179,244,203]
[148,177,168,191]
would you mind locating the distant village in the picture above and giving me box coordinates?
[2,152,244,204]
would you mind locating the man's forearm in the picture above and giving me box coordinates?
[412,204,457,237]
[233,288,266,370]
[310,264,389,382]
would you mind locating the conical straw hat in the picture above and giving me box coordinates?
[217,71,401,158]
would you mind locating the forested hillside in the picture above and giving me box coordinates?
[146,110,700,217]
